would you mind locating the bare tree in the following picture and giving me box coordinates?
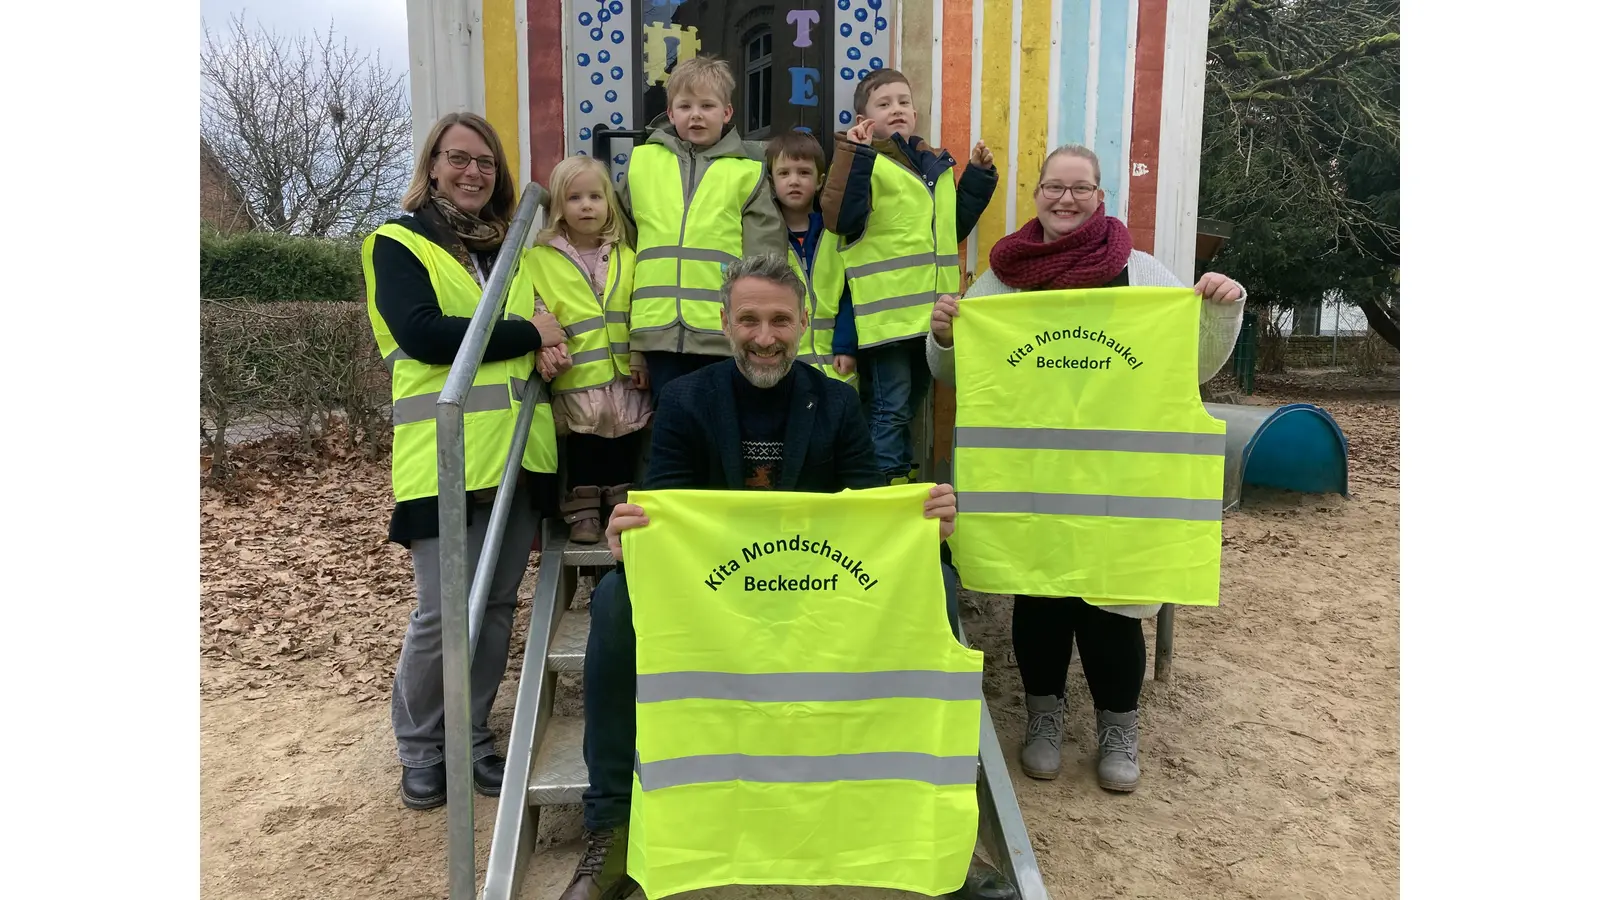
[1202,0,1401,347]
[201,14,412,238]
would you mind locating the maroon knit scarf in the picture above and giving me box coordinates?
[988,203,1133,289]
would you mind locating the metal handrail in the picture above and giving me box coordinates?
[435,181,550,900]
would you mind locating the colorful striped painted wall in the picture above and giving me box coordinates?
[406,0,1208,282]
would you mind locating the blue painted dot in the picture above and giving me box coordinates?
[610,112,624,125]
[847,46,861,61]
[611,30,624,44]
[598,49,611,63]
[598,8,611,22]
[610,66,624,80]
[869,0,883,9]
[591,72,604,85]
[580,100,594,113]
[577,53,591,67]
[870,56,884,70]
[609,0,623,13]
[579,12,593,26]
[839,110,853,125]
[614,154,627,164]
[840,23,852,37]
[855,8,868,22]
[858,68,870,81]
[605,89,619,102]
[580,127,592,140]
[842,68,855,80]
[861,32,874,46]
[837,0,850,9]
[590,27,603,40]
[876,16,888,31]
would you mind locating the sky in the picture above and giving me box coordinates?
[200,0,411,72]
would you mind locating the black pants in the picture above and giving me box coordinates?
[1012,595,1145,713]
[643,351,722,407]
[565,430,645,490]
[582,563,965,831]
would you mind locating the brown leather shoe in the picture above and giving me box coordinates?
[562,486,604,544]
[558,827,636,900]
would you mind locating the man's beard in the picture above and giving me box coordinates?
[730,336,796,388]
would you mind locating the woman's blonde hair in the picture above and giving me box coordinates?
[1037,144,1103,188]
[536,155,628,247]
[401,112,517,225]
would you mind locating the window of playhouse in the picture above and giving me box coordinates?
[633,0,838,144]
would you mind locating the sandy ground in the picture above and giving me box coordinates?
[200,386,1398,900]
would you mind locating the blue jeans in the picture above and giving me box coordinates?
[643,351,722,407]
[580,562,966,831]
[860,339,933,479]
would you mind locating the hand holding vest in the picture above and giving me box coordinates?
[948,287,1226,605]
[621,484,983,898]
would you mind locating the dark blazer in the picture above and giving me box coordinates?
[644,359,882,493]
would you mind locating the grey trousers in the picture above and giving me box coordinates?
[391,488,540,768]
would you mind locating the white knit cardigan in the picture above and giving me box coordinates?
[928,251,1246,619]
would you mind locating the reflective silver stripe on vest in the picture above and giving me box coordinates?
[605,310,629,323]
[392,383,511,426]
[632,285,721,303]
[507,313,529,323]
[510,377,527,402]
[565,316,606,337]
[845,252,938,280]
[853,291,938,317]
[637,246,738,265]
[610,341,631,356]
[635,751,979,791]
[960,491,1222,522]
[935,253,961,268]
[797,353,827,366]
[957,427,1225,456]
[383,347,412,370]
[569,347,613,366]
[811,317,836,332]
[637,670,983,704]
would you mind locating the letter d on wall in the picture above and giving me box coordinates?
[790,67,820,106]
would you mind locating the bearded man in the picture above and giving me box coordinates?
[555,254,1012,900]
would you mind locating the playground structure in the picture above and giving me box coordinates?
[403,4,1355,898]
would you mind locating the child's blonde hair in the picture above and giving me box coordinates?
[666,56,735,107]
[537,155,627,247]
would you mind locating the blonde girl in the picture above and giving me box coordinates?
[523,156,651,543]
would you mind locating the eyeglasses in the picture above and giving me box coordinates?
[436,149,498,174]
[1037,182,1099,201]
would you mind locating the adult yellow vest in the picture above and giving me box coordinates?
[837,156,962,348]
[362,223,558,503]
[628,143,762,347]
[622,484,983,898]
[786,234,857,389]
[516,242,634,393]
[948,287,1225,605]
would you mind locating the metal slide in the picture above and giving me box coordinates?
[436,182,1048,900]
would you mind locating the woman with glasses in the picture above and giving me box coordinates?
[925,144,1245,793]
[363,112,568,810]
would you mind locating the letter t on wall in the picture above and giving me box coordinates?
[787,9,820,47]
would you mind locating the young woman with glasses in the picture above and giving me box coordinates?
[925,144,1246,793]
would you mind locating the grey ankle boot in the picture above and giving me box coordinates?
[1020,694,1064,780]
[1095,708,1140,792]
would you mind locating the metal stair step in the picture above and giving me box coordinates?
[529,714,588,806]
[558,545,618,568]
[548,607,589,673]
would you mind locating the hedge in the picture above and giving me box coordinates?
[201,229,364,302]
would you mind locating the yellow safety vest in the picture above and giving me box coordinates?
[516,242,634,393]
[362,223,558,503]
[628,143,762,348]
[786,233,857,389]
[622,484,983,898]
[948,287,1225,605]
[837,156,962,348]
